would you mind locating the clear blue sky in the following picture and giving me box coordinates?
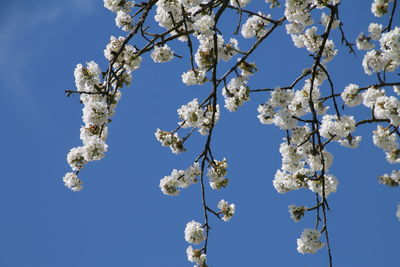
[0,1,399,266]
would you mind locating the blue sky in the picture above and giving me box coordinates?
[0,1,399,267]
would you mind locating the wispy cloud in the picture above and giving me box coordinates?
[0,0,96,127]
[72,0,99,12]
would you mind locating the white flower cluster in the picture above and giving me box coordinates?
[186,246,206,266]
[257,87,296,130]
[63,172,83,192]
[288,205,306,222]
[181,69,207,86]
[362,86,386,108]
[207,158,229,190]
[230,0,252,7]
[373,125,399,163]
[297,228,324,254]
[272,127,338,197]
[154,0,216,39]
[341,83,362,107]
[371,0,393,17]
[64,19,145,191]
[273,169,338,197]
[154,0,184,31]
[177,99,220,136]
[258,77,328,130]
[195,35,239,69]
[159,163,201,196]
[379,170,400,186]
[155,128,185,154]
[104,36,142,72]
[185,220,206,245]
[241,13,271,39]
[104,0,135,31]
[150,44,174,63]
[346,85,400,163]
[307,174,339,197]
[284,0,313,35]
[284,0,339,63]
[184,220,207,266]
[362,27,400,75]
[356,23,383,50]
[265,0,280,8]
[218,199,235,222]
[292,26,337,63]
[320,12,340,30]
[374,95,400,126]
[320,115,356,141]
[222,76,250,112]
[64,61,112,191]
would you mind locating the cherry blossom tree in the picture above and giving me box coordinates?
[63,0,399,266]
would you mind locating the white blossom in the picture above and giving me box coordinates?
[270,87,294,108]
[159,173,181,196]
[368,23,383,40]
[273,108,297,130]
[394,85,400,95]
[82,136,108,161]
[297,229,324,254]
[80,125,108,144]
[184,220,205,245]
[154,0,183,30]
[288,205,306,222]
[321,12,339,29]
[193,14,214,36]
[284,0,313,34]
[374,96,400,126]
[320,115,356,141]
[180,0,202,8]
[63,172,83,192]
[362,86,385,108]
[356,33,375,50]
[307,149,333,172]
[222,76,250,112]
[82,100,109,126]
[338,135,362,148]
[74,61,102,94]
[307,174,338,197]
[186,246,206,265]
[177,99,220,136]
[181,69,207,86]
[291,125,311,144]
[230,0,252,7]
[373,125,398,152]
[207,158,228,190]
[341,84,362,107]
[379,170,400,186]
[151,45,174,63]
[123,45,142,71]
[218,200,235,221]
[104,0,135,13]
[273,169,304,193]
[371,0,391,17]
[241,13,270,39]
[257,103,275,124]
[67,147,87,171]
[159,163,201,196]
[280,142,304,172]
[155,128,186,154]
[115,10,133,31]
[291,27,337,62]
